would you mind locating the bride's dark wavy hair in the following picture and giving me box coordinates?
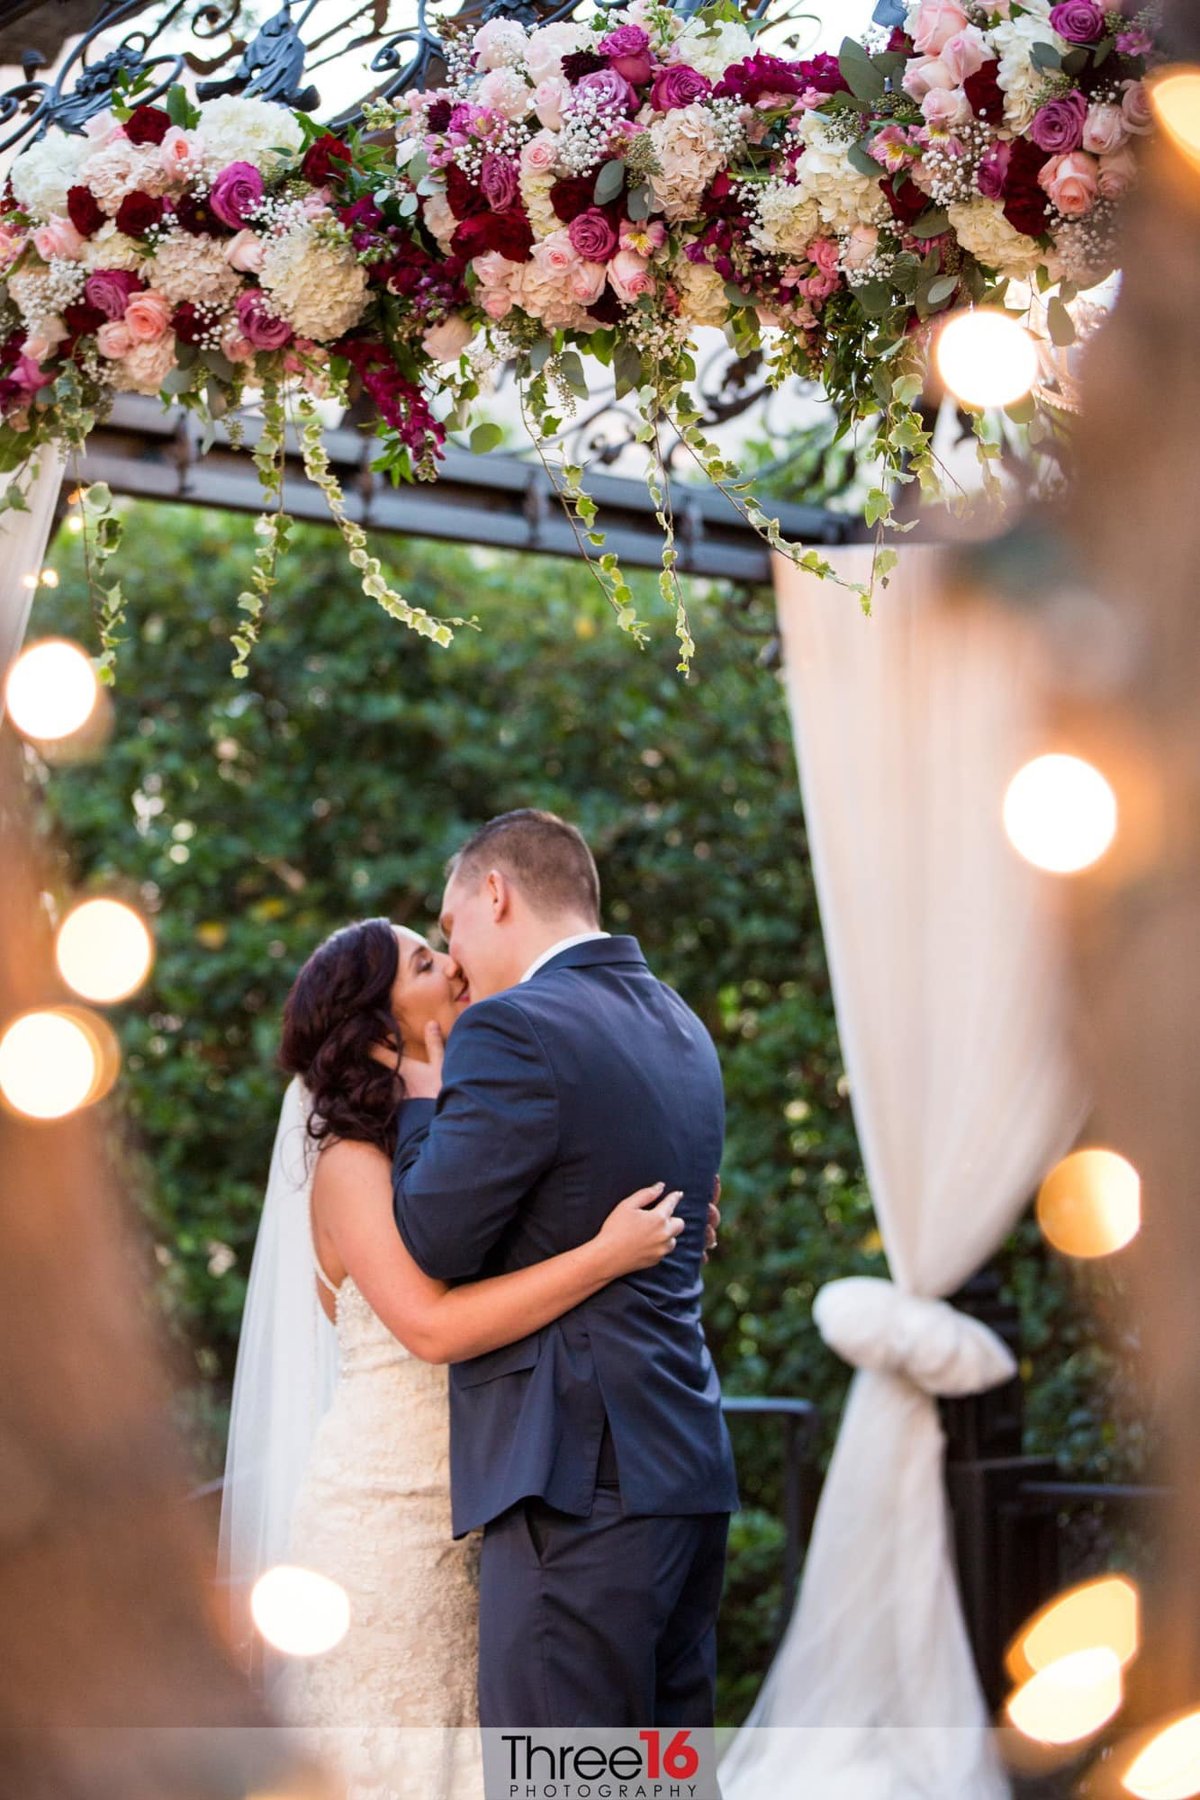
[279,918,405,1159]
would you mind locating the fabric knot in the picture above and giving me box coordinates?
[813,1276,1017,1398]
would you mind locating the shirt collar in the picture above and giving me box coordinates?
[520,931,611,984]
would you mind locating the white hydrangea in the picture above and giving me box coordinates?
[78,137,172,212]
[9,132,91,220]
[792,114,889,235]
[751,180,822,257]
[259,224,368,341]
[149,229,242,307]
[665,19,754,80]
[947,198,1047,278]
[647,103,726,222]
[991,16,1070,130]
[519,167,559,240]
[673,257,729,328]
[81,222,147,274]
[195,96,305,175]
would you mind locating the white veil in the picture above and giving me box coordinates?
[217,1076,339,1679]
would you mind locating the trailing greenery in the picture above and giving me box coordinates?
[29,501,1136,1722]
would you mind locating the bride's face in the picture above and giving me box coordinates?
[389,928,469,1058]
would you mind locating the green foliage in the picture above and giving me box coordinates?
[29,502,1137,1720]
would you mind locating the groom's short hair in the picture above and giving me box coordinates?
[449,810,601,923]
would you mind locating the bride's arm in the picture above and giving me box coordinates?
[313,1139,684,1365]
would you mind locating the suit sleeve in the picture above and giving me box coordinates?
[392,999,559,1282]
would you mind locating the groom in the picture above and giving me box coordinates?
[392,809,737,1729]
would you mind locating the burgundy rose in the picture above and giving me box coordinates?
[236,289,293,350]
[171,301,208,345]
[114,190,165,236]
[209,161,265,229]
[445,164,486,221]
[1029,90,1088,153]
[425,98,454,133]
[66,184,105,238]
[62,299,106,338]
[597,23,652,85]
[713,52,838,104]
[882,172,929,227]
[587,285,622,325]
[451,215,490,259]
[484,206,534,262]
[574,67,636,114]
[171,192,227,235]
[301,133,353,186]
[549,174,598,223]
[1048,0,1106,43]
[124,104,171,147]
[479,152,519,212]
[561,49,607,82]
[1001,136,1051,236]
[650,63,712,111]
[976,140,1012,201]
[568,207,618,262]
[887,27,914,54]
[964,62,1005,122]
[84,267,144,320]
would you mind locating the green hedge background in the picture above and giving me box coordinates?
[28,502,1139,1722]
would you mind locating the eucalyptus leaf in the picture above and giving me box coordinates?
[838,36,886,101]
[1030,41,1062,70]
[910,207,950,240]
[847,139,883,178]
[926,274,960,306]
[855,280,894,319]
[558,350,589,399]
[593,158,626,206]
[626,181,653,222]
[1046,295,1077,346]
[613,341,643,401]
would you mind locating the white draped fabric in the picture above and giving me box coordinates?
[722,546,1083,1800]
[0,453,66,697]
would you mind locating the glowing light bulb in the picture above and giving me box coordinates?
[1006,1646,1124,1746]
[0,1008,99,1120]
[1124,1710,1200,1799]
[1150,68,1200,169]
[251,1565,350,1657]
[1003,753,1118,874]
[4,640,99,742]
[1037,1150,1141,1258]
[1008,1576,1140,1685]
[56,899,154,1005]
[935,308,1040,409]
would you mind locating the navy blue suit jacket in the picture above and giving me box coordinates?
[392,936,738,1537]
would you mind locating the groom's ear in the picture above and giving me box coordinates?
[486,868,512,922]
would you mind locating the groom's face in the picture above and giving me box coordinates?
[440,868,514,1003]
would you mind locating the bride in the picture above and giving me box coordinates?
[218,917,694,1800]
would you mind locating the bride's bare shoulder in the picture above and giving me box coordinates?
[313,1135,391,1197]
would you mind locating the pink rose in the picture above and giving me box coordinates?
[977,139,1012,200]
[568,259,607,305]
[801,270,839,302]
[532,229,579,278]
[235,289,293,349]
[220,326,255,363]
[903,56,954,102]
[96,319,133,357]
[209,161,264,229]
[479,152,519,211]
[809,236,839,276]
[476,68,533,121]
[84,267,143,320]
[532,76,570,131]
[422,312,475,361]
[568,208,618,262]
[521,130,559,178]
[608,247,652,302]
[842,223,880,271]
[1097,143,1138,200]
[481,287,514,321]
[911,0,970,56]
[33,216,84,262]
[598,24,652,86]
[1120,81,1154,136]
[159,126,196,182]
[1038,149,1099,217]
[123,288,171,342]
[922,87,971,128]
[225,228,265,273]
[1082,102,1129,157]
[472,249,517,288]
[21,320,65,361]
[939,27,990,85]
[650,64,712,112]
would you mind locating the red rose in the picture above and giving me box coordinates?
[1002,135,1051,236]
[301,133,353,186]
[66,185,105,237]
[124,104,171,147]
[484,207,534,262]
[964,63,1005,123]
[115,190,165,236]
[882,172,929,227]
[445,165,485,221]
[549,176,595,224]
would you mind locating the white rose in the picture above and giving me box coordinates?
[473,17,528,70]
[476,68,533,122]
[947,197,1047,278]
[525,21,592,83]
[10,132,91,220]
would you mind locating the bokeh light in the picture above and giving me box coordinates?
[251,1565,351,1658]
[1123,1709,1200,1799]
[935,309,1040,409]
[1037,1150,1141,1258]
[1007,1575,1140,1685]
[0,1006,119,1121]
[4,640,99,743]
[56,898,154,1005]
[1150,68,1200,170]
[1003,753,1118,874]
[1006,1646,1124,1746]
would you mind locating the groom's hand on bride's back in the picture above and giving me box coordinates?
[399,1021,445,1101]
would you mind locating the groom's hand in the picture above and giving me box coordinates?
[400,1022,445,1101]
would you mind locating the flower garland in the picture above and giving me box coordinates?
[0,1,1163,678]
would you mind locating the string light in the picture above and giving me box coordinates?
[0,1006,119,1121]
[56,898,154,1005]
[1037,1150,1141,1258]
[1003,753,1118,874]
[4,640,99,742]
[1149,68,1200,171]
[935,308,1040,409]
[1123,1709,1200,1799]
[1006,1646,1124,1746]
[250,1565,351,1657]
[1007,1575,1140,1685]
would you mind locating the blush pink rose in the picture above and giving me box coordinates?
[159,126,197,182]
[1038,149,1099,216]
[1097,143,1138,199]
[532,76,571,131]
[481,288,515,320]
[33,216,84,262]
[922,87,971,128]
[903,56,954,102]
[532,229,580,278]
[809,236,840,276]
[1082,102,1128,156]
[21,320,65,361]
[219,325,255,363]
[842,223,880,271]
[568,259,607,305]
[1121,80,1153,134]
[608,247,652,302]
[96,319,133,357]
[422,192,456,243]
[521,129,560,175]
[476,68,532,121]
[911,0,970,56]
[939,28,990,85]
[225,228,266,273]
[123,288,171,341]
[422,312,475,361]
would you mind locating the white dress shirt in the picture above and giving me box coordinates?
[520,931,611,984]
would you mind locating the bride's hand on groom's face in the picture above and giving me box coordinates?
[400,1021,445,1101]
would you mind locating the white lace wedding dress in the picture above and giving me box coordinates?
[282,1257,483,1800]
